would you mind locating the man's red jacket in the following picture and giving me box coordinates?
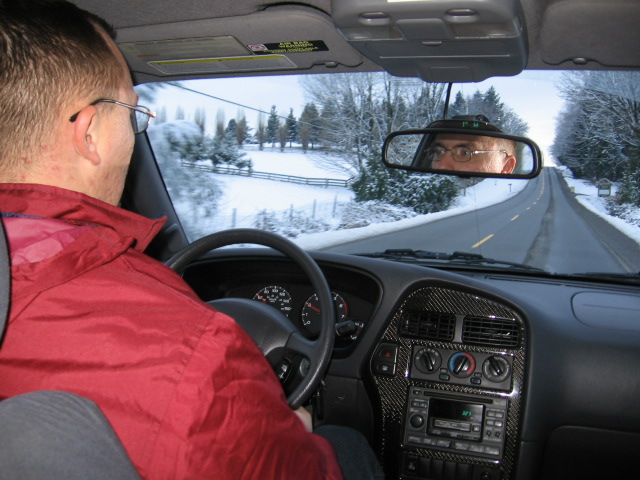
[0,184,342,479]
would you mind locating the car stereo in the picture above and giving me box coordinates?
[404,387,508,460]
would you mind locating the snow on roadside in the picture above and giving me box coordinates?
[296,178,528,250]
[556,166,640,246]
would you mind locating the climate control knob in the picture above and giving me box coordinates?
[448,352,476,377]
[414,348,442,374]
[483,356,511,383]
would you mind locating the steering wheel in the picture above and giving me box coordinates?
[165,228,335,410]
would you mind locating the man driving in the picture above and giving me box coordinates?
[0,1,381,478]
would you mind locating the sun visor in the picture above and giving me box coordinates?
[116,4,363,81]
[330,0,528,83]
[540,0,640,67]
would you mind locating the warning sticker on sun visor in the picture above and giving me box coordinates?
[248,40,329,55]
[148,55,297,75]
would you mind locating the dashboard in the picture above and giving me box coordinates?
[181,248,640,480]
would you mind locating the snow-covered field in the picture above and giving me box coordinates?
[199,145,640,251]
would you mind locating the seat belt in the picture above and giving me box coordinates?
[0,217,10,346]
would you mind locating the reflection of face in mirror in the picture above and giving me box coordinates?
[426,133,517,174]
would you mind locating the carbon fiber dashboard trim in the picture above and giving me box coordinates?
[370,285,526,479]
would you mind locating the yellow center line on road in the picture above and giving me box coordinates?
[470,173,545,251]
[472,234,494,249]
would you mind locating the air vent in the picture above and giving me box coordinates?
[462,316,519,348]
[399,310,455,341]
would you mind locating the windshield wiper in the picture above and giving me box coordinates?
[361,249,546,272]
[566,271,640,285]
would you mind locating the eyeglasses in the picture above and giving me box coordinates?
[69,99,156,135]
[426,145,508,163]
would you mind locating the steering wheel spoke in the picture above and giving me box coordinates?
[286,331,316,360]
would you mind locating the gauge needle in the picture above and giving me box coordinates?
[305,302,321,313]
[256,294,266,302]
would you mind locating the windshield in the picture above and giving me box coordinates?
[138,70,640,278]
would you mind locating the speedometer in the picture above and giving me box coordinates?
[301,292,348,337]
[252,286,293,317]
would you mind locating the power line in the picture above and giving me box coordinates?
[166,81,335,133]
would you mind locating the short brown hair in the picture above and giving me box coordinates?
[0,0,124,176]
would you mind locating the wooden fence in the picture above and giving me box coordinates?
[183,162,348,188]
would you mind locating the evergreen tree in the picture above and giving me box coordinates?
[299,102,321,151]
[449,92,468,117]
[225,118,237,138]
[318,99,340,149]
[350,148,458,214]
[168,123,251,170]
[286,108,298,147]
[257,112,266,151]
[266,106,279,146]
[481,87,504,126]
[278,124,288,152]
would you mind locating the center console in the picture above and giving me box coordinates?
[369,285,526,480]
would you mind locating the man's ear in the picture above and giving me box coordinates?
[502,155,517,174]
[71,106,102,166]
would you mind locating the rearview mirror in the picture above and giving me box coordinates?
[382,128,543,179]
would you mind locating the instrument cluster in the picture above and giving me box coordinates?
[244,282,369,347]
[181,258,379,350]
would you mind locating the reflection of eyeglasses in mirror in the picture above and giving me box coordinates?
[427,146,508,163]
[381,127,543,179]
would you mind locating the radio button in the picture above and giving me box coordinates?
[453,442,470,451]
[486,446,501,456]
[469,444,485,453]
[411,399,428,409]
[436,440,452,448]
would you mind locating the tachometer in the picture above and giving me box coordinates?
[301,292,348,337]
[252,286,293,317]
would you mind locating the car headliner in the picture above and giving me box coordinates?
[70,0,640,85]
